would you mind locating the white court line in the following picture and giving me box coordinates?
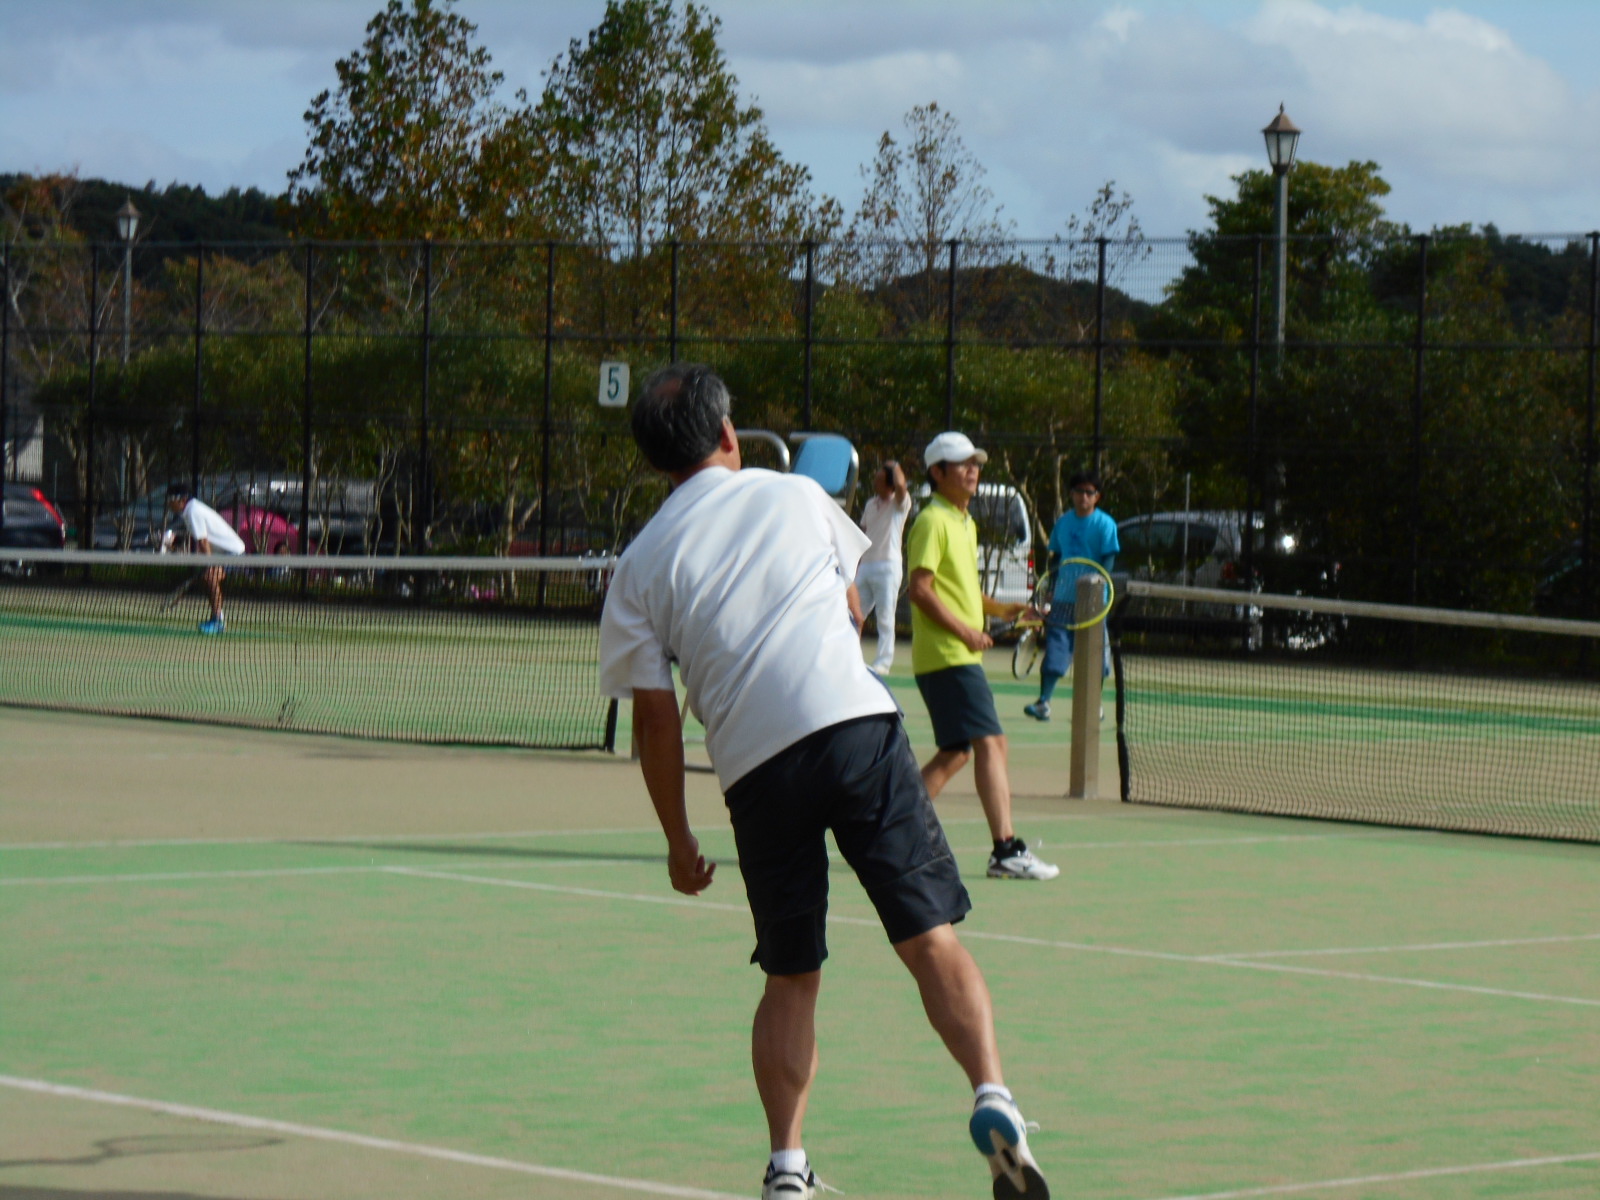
[954,833,1396,853]
[0,826,663,852]
[1145,1149,1600,1199]
[9,852,1594,1008]
[388,870,1600,1009]
[0,1075,745,1200]
[1206,932,1600,960]
[0,860,640,887]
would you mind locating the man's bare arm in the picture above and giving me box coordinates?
[632,687,715,896]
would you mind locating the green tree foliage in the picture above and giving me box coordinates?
[287,0,520,240]
[530,0,830,250]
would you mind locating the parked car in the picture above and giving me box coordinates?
[94,480,317,554]
[2,482,68,549]
[1116,509,1341,650]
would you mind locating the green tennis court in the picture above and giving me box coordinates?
[5,654,1599,1200]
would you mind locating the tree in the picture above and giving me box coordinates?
[287,0,519,240]
[841,102,1015,323]
[530,0,832,251]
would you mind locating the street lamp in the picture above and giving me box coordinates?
[1261,104,1301,355]
[116,198,140,364]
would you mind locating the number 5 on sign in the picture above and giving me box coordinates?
[598,361,630,408]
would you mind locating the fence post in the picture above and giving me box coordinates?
[669,240,680,362]
[540,241,555,559]
[1093,236,1107,475]
[1410,234,1429,607]
[802,240,815,429]
[84,246,99,548]
[945,239,958,428]
[300,244,313,579]
[191,245,203,492]
[1584,230,1599,619]
[1,241,9,485]
[1244,235,1263,637]
[418,238,432,553]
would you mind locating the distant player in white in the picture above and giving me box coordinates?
[165,482,245,635]
[855,459,911,675]
[600,364,1049,1200]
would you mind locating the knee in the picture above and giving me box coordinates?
[973,734,1007,760]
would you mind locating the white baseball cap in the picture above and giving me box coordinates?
[923,431,989,467]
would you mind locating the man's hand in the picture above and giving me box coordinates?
[961,625,994,652]
[667,835,716,896]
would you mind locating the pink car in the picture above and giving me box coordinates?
[216,502,317,555]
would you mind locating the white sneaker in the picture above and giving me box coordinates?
[970,1093,1049,1198]
[762,1165,815,1199]
[987,842,1060,881]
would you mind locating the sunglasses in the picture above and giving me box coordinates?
[1071,487,1099,497]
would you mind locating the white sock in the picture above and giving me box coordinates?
[975,1083,1014,1103]
[770,1149,808,1175]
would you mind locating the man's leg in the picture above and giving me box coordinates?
[970,733,1014,843]
[921,746,970,799]
[870,569,900,674]
[203,564,223,620]
[892,924,1001,1088]
[752,970,822,1152]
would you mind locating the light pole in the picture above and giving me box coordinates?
[1261,105,1301,356]
[116,199,140,365]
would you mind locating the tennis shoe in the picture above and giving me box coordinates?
[970,1093,1049,1198]
[761,1164,840,1199]
[198,616,225,636]
[987,842,1059,881]
[1023,701,1051,721]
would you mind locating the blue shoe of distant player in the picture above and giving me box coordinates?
[198,616,225,636]
[1023,701,1051,721]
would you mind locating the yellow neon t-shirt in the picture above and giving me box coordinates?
[905,493,984,674]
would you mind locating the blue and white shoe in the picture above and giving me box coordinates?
[198,616,225,636]
[970,1093,1049,1198]
[1023,701,1051,721]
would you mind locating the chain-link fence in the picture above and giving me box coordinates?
[3,231,1596,614]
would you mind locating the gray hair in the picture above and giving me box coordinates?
[629,363,732,473]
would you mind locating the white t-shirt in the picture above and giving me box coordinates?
[182,498,246,556]
[858,490,911,567]
[600,467,899,789]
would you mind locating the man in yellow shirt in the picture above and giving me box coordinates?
[906,432,1060,881]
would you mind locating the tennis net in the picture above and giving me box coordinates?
[1109,581,1600,843]
[0,549,618,751]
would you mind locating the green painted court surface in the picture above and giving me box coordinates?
[4,653,1600,1199]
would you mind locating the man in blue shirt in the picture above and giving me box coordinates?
[1024,471,1118,721]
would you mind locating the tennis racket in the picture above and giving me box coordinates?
[1010,568,1054,678]
[157,571,203,613]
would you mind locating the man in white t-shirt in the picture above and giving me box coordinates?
[600,365,1049,1200]
[165,483,245,635]
[855,459,911,675]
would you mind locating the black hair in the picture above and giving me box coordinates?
[1068,470,1101,493]
[629,363,731,473]
[165,481,193,500]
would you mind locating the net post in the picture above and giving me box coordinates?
[1068,574,1105,799]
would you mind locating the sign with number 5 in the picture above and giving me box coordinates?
[598,361,630,408]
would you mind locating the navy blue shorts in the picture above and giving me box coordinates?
[914,663,1004,752]
[723,715,971,976]
[1041,620,1111,679]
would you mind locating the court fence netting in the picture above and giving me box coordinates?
[0,549,618,751]
[1108,580,1600,843]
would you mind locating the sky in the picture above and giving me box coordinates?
[3,0,1599,243]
